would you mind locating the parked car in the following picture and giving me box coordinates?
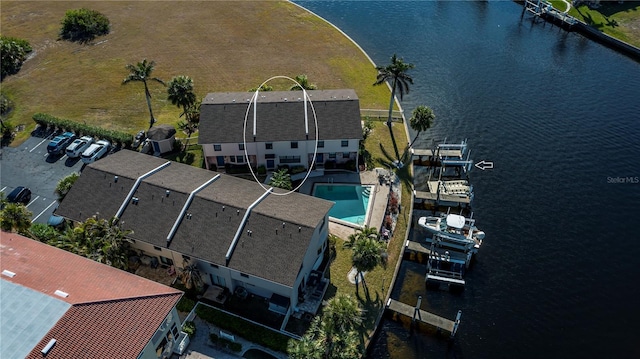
[81,140,110,164]
[7,186,32,204]
[47,132,76,155]
[66,136,94,158]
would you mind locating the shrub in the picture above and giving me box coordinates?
[195,304,289,352]
[388,193,399,214]
[229,342,242,352]
[59,8,110,43]
[257,165,266,175]
[384,215,393,230]
[32,113,133,147]
[182,321,196,339]
[176,297,196,313]
[0,36,32,80]
[290,165,306,175]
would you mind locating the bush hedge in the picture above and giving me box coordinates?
[176,297,196,313]
[33,113,133,147]
[59,8,110,43]
[182,321,196,339]
[195,304,289,352]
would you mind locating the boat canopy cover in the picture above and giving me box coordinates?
[446,214,466,229]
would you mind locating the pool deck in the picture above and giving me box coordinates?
[299,168,391,240]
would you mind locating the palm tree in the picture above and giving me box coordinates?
[181,262,204,291]
[177,104,200,148]
[351,236,387,291]
[290,74,317,91]
[0,203,32,233]
[288,294,363,359]
[167,75,198,148]
[268,168,293,190]
[55,172,79,201]
[248,83,273,92]
[373,54,414,160]
[408,105,435,148]
[122,59,165,129]
[344,225,379,248]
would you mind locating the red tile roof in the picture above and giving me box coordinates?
[1,232,182,359]
[25,295,181,359]
[0,231,181,304]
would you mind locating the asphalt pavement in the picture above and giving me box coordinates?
[1,128,86,225]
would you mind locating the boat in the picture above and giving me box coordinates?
[417,213,485,252]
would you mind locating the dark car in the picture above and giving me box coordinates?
[7,186,32,204]
[47,132,76,155]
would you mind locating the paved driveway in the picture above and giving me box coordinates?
[1,129,86,224]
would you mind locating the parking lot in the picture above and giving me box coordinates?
[1,129,86,225]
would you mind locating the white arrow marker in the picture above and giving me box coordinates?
[474,160,494,171]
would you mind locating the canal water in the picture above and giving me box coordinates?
[296,1,640,358]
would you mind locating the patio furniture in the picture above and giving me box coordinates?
[234,286,248,300]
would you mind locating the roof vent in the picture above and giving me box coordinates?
[237,209,240,216]
[166,190,170,197]
[282,222,286,228]
[222,206,225,211]
[2,269,16,278]
[284,97,288,101]
[132,197,139,205]
[54,290,69,298]
[114,176,118,182]
[41,339,57,355]
[299,226,302,232]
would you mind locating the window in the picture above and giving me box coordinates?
[328,153,336,159]
[236,155,244,163]
[279,156,301,164]
[159,256,173,266]
[291,141,298,149]
[318,141,324,148]
[265,143,273,149]
[341,140,349,147]
[214,144,221,151]
[238,143,244,150]
[317,246,323,255]
[153,246,162,251]
[240,273,249,278]
[210,263,219,269]
[343,152,350,158]
[171,325,179,338]
[265,153,275,159]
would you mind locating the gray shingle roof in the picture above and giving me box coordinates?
[56,150,333,287]
[198,89,363,144]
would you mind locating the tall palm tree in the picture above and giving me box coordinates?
[408,105,435,148]
[290,74,317,91]
[268,168,293,190]
[351,236,387,291]
[373,54,414,160]
[0,203,32,233]
[122,59,165,129]
[167,75,198,148]
[344,225,379,248]
[181,262,204,291]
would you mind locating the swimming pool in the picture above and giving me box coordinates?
[312,184,373,227]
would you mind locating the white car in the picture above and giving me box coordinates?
[66,136,94,158]
[81,140,110,164]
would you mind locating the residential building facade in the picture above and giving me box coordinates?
[198,89,363,172]
[54,151,333,318]
[0,232,184,359]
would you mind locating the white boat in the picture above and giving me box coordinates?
[417,213,485,252]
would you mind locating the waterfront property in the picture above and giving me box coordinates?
[198,89,363,172]
[54,150,334,325]
[0,231,184,359]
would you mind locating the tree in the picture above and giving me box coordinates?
[66,216,133,269]
[351,236,387,291]
[55,172,79,201]
[290,74,317,91]
[59,8,110,43]
[344,225,379,249]
[181,262,204,291]
[0,36,32,81]
[167,75,199,148]
[248,84,273,92]
[0,203,32,233]
[373,54,414,160]
[122,59,165,129]
[288,294,363,359]
[408,105,435,148]
[269,168,293,190]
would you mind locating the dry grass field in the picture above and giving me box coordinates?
[1,1,392,143]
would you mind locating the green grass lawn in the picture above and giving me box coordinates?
[1,1,392,145]
[558,1,640,47]
[323,119,413,345]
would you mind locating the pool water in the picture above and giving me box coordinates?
[312,184,373,226]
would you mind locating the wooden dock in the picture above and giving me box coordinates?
[405,239,432,255]
[386,298,462,338]
[414,190,471,204]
